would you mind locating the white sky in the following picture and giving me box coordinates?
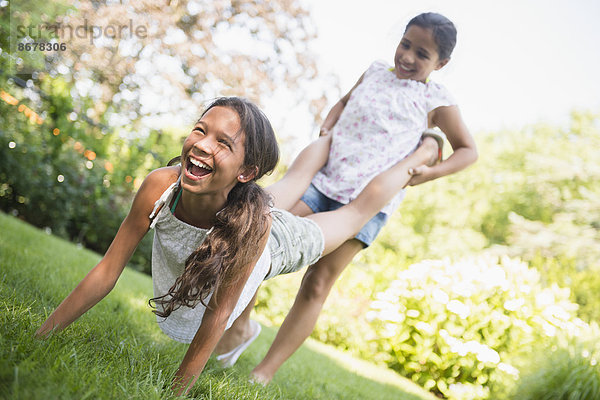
[293,0,600,134]
[68,0,599,154]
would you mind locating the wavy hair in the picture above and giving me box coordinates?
[150,97,279,318]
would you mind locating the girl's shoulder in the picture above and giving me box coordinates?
[425,78,456,95]
[137,166,181,208]
[365,60,390,76]
[146,165,181,187]
[358,60,391,81]
[424,80,457,110]
[121,166,181,230]
[425,79,450,92]
[370,60,389,69]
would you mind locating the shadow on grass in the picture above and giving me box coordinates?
[228,324,436,400]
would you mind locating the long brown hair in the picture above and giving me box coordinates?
[150,97,279,318]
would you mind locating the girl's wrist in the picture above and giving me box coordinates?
[428,163,447,180]
[319,127,330,136]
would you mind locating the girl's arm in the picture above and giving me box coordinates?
[35,167,178,337]
[319,72,365,136]
[172,217,272,395]
[408,105,478,186]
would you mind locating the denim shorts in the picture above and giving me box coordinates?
[265,208,325,280]
[301,184,388,248]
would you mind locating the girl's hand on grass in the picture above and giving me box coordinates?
[34,325,51,339]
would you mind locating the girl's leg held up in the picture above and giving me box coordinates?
[266,134,331,211]
[309,137,437,255]
[251,136,439,383]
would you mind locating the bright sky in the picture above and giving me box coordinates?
[296,0,600,134]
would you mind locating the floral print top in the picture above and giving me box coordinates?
[312,61,456,215]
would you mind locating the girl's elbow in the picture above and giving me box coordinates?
[460,140,478,166]
[205,304,234,330]
[90,262,121,292]
[469,147,479,165]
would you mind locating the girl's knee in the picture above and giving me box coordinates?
[299,265,338,301]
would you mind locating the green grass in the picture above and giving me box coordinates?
[0,212,437,400]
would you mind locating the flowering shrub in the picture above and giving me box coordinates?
[254,113,600,398]
[366,255,592,399]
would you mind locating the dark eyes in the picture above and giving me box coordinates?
[191,127,233,150]
[218,139,232,149]
[400,42,430,60]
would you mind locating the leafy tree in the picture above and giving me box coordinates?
[1,0,327,273]
[12,0,326,132]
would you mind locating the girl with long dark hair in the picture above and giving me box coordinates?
[36,97,440,394]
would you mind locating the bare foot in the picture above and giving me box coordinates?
[249,370,272,386]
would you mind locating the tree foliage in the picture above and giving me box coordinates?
[10,0,325,131]
[0,0,326,271]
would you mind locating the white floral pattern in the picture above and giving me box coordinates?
[312,61,456,215]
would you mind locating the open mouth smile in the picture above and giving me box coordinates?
[185,156,213,180]
[396,63,415,74]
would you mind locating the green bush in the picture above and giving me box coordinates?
[256,113,600,398]
[0,73,179,273]
[365,255,594,399]
[375,111,599,263]
[0,78,123,251]
[503,328,600,400]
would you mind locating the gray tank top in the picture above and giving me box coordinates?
[148,180,271,343]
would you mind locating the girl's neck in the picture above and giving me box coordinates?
[389,67,430,84]
[400,76,429,84]
[174,190,227,229]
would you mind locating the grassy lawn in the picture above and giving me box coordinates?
[0,212,436,400]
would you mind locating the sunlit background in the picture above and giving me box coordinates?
[272,0,600,146]
[1,1,599,399]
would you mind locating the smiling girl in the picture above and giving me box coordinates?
[35,97,440,395]
[250,12,478,384]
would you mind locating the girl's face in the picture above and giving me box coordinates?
[393,25,449,83]
[180,106,256,197]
